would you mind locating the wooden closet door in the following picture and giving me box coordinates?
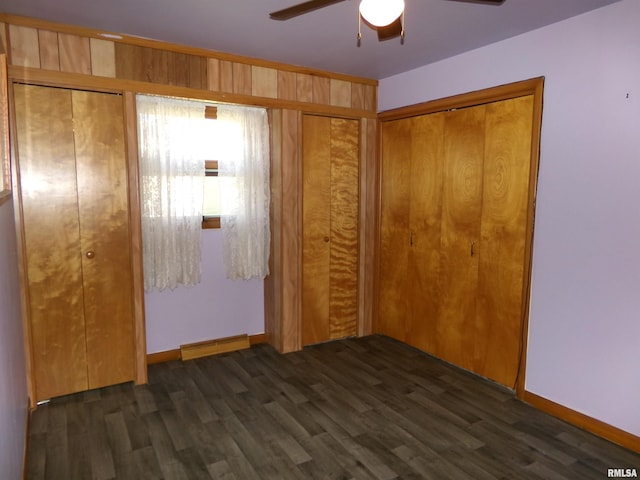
[437,105,486,372]
[15,84,135,401]
[302,115,359,345]
[474,95,534,386]
[15,84,89,401]
[302,115,331,345]
[73,90,135,389]
[378,119,411,341]
[407,113,445,353]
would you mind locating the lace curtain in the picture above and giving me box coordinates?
[217,106,271,280]
[136,95,206,291]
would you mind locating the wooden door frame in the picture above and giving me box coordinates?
[374,77,544,398]
[9,80,147,407]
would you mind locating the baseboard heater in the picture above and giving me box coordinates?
[180,334,250,361]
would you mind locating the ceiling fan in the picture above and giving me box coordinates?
[269,0,505,43]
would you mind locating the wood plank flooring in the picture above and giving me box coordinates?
[26,335,640,479]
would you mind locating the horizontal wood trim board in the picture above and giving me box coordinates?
[181,334,250,361]
[0,13,377,86]
[378,77,544,121]
[8,66,377,119]
[146,349,181,365]
[249,333,267,345]
[523,390,640,453]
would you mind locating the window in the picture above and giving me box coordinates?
[202,105,223,229]
[137,94,270,283]
[202,160,221,229]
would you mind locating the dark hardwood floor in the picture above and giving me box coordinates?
[25,335,639,479]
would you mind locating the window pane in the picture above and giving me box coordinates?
[203,176,221,216]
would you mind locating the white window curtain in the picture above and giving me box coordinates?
[136,95,207,291]
[217,106,271,280]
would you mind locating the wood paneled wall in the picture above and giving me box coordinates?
[2,16,377,115]
[2,14,378,354]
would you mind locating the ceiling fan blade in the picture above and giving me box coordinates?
[377,17,403,41]
[269,0,348,20]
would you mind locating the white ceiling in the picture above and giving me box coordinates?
[1,0,621,79]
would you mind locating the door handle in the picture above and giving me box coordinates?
[470,241,475,257]
[86,251,95,259]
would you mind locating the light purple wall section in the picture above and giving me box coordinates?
[379,0,640,437]
[144,229,265,354]
[0,198,28,479]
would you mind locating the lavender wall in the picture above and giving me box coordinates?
[0,198,28,479]
[144,228,265,354]
[379,0,640,437]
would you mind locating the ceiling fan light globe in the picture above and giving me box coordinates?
[359,0,405,27]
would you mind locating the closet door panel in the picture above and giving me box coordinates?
[302,115,331,345]
[438,106,486,370]
[408,113,445,353]
[14,84,88,401]
[73,90,135,389]
[475,95,534,385]
[328,117,359,340]
[378,119,412,341]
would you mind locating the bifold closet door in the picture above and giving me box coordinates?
[14,84,134,401]
[377,94,536,389]
[378,113,444,349]
[302,115,359,346]
[474,95,533,386]
[437,105,486,372]
[73,90,135,390]
[378,118,412,341]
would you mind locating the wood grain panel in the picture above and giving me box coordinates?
[0,23,6,54]
[265,109,283,350]
[252,66,278,98]
[437,105,486,371]
[296,73,313,103]
[1,54,9,197]
[277,70,297,101]
[377,119,412,341]
[72,90,135,389]
[408,113,445,354]
[114,43,205,88]
[280,109,301,353]
[168,51,189,86]
[219,60,234,93]
[330,79,351,108]
[188,55,207,89]
[89,38,116,78]
[206,58,221,91]
[9,24,40,68]
[38,30,60,71]
[474,95,534,386]
[58,33,91,74]
[358,117,377,337]
[312,76,330,105]
[302,115,332,346]
[232,62,252,95]
[123,91,148,385]
[362,84,376,112]
[351,83,366,111]
[14,84,88,401]
[328,117,359,339]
